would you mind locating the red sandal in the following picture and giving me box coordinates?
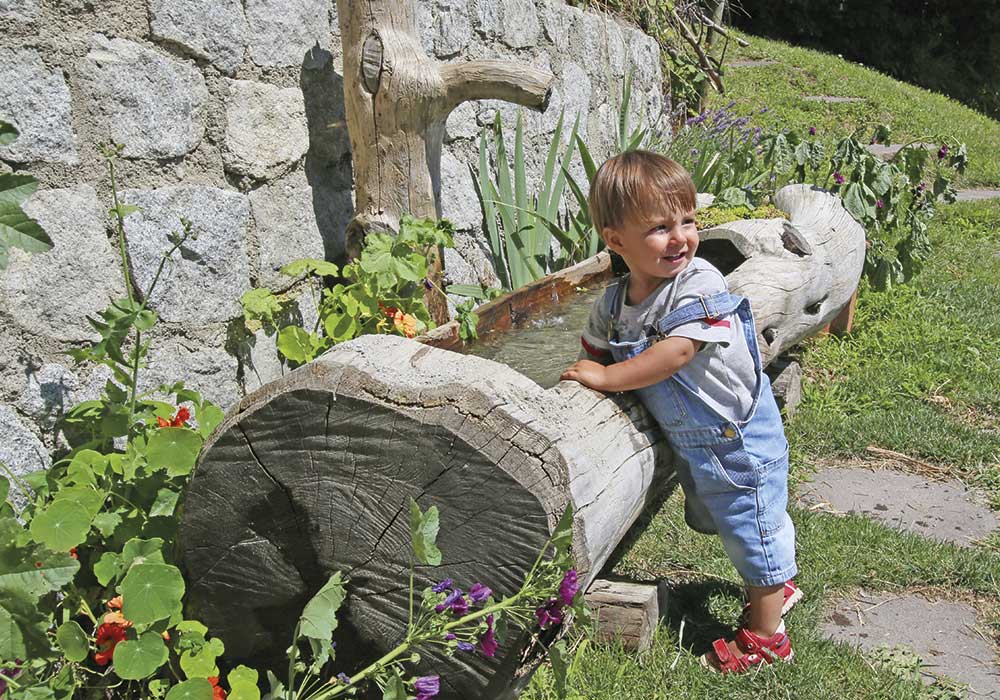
[701,624,795,673]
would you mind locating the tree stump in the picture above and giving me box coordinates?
[178,185,865,699]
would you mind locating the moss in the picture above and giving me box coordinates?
[696,203,786,230]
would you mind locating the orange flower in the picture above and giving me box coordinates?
[157,415,171,428]
[157,407,191,428]
[93,622,127,666]
[69,547,78,560]
[391,310,418,338]
[107,596,123,611]
[208,676,227,700]
[102,610,132,628]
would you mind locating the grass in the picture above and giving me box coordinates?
[706,32,1000,187]
[524,200,1000,696]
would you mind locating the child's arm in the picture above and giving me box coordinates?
[561,335,703,392]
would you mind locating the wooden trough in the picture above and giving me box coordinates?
[177,185,864,699]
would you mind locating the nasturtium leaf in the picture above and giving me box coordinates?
[409,499,441,566]
[148,679,169,699]
[323,311,357,342]
[276,326,320,364]
[0,541,78,598]
[0,604,25,659]
[382,670,406,700]
[120,563,185,626]
[298,571,345,641]
[174,619,209,652]
[149,488,180,518]
[121,537,165,570]
[0,121,18,146]
[227,665,260,700]
[164,679,213,700]
[280,258,339,278]
[93,511,123,538]
[113,630,169,680]
[549,640,569,698]
[147,427,202,477]
[240,288,282,324]
[54,484,107,519]
[179,636,224,678]
[93,551,121,586]
[66,449,108,485]
[0,173,39,207]
[0,475,8,504]
[55,619,89,662]
[28,499,91,551]
[196,404,224,439]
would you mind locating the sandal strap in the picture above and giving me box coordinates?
[735,627,785,663]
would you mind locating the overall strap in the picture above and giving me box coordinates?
[651,291,746,338]
[604,275,628,341]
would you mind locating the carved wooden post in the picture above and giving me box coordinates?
[336,0,555,324]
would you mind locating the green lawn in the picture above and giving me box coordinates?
[707,32,1000,188]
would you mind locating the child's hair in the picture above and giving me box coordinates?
[587,150,696,235]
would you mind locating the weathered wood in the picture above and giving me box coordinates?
[178,184,864,699]
[766,357,803,419]
[829,289,858,335]
[336,0,554,324]
[584,579,659,651]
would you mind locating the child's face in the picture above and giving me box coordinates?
[602,204,698,283]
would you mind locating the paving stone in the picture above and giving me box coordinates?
[865,142,937,160]
[798,466,998,546]
[78,35,207,158]
[0,404,50,487]
[122,185,252,325]
[222,79,309,179]
[802,95,865,103]
[0,186,125,343]
[0,48,78,164]
[956,189,1000,202]
[246,0,333,68]
[150,0,248,75]
[249,170,345,289]
[0,0,38,22]
[825,591,1000,697]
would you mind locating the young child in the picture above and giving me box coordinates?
[561,150,801,673]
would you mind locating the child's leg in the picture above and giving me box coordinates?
[746,584,784,637]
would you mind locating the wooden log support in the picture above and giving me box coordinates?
[584,579,660,652]
[336,0,554,324]
[178,185,864,699]
[766,356,803,419]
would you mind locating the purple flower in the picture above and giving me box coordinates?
[469,583,492,604]
[876,199,884,209]
[0,662,23,696]
[423,277,433,290]
[918,181,927,192]
[809,127,817,136]
[457,641,475,652]
[478,614,498,657]
[690,148,699,156]
[414,675,440,700]
[450,595,470,615]
[535,598,564,629]
[759,107,769,114]
[938,144,949,160]
[336,673,351,685]
[559,569,579,606]
[435,588,463,613]
[444,633,457,640]
[432,579,453,594]
[833,171,845,185]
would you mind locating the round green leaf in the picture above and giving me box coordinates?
[164,679,213,700]
[228,666,260,700]
[180,636,224,678]
[121,563,185,625]
[28,499,91,551]
[56,620,89,662]
[113,630,168,680]
[147,428,203,477]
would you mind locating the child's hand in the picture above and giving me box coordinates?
[561,359,611,390]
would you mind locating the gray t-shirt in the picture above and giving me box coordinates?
[579,257,757,423]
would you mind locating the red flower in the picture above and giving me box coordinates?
[93,623,127,666]
[69,547,78,560]
[158,407,191,428]
[208,676,228,700]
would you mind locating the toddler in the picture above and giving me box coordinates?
[561,150,800,673]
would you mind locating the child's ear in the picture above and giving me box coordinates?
[601,227,624,254]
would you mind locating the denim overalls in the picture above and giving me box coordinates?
[606,277,797,587]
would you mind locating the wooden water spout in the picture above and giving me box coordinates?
[178,185,864,699]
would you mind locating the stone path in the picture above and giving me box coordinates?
[729,59,777,68]
[798,464,1000,694]
[957,189,1000,202]
[798,465,998,547]
[824,591,1000,697]
[802,95,865,103]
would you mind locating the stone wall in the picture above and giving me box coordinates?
[0,0,664,478]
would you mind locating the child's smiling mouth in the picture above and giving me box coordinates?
[661,252,686,262]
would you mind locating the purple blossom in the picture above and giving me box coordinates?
[938,144,949,160]
[457,641,475,652]
[833,171,845,185]
[918,181,927,192]
[535,598,564,629]
[469,583,492,604]
[444,633,457,640]
[0,662,22,696]
[559,570,579,606]
[414,675,440,700]
[336,673,351,685]
[423,277,433,290]
[478,614,498,657]
[759,107,769,114]
[809,127,817,136]
[435,588,463,613]
[450,595,470,615]
[876,199,884,209]
[432,579,453,594]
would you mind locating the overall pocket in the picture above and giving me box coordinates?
[754,442,791,536]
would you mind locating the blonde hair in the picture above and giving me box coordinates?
[587,150,696,235]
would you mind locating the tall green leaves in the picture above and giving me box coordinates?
[0,121,52,271]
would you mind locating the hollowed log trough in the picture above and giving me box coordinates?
[177,186,864,698]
